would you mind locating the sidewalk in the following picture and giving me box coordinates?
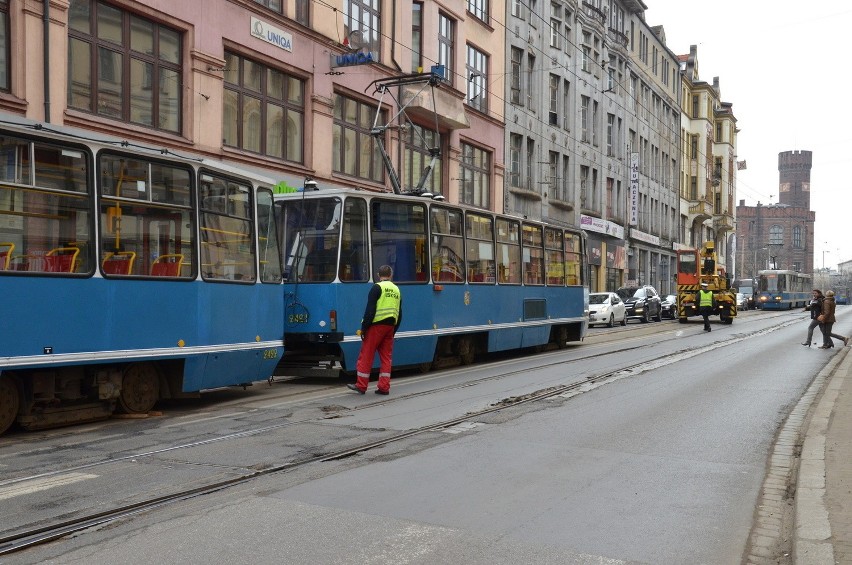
[795,343,852,564]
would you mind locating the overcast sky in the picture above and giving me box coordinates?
[643,1,850,270]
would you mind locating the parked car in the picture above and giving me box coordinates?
[588,292,627,327]
[661,294,678,319]
[616,285,663,323]
[736,292,749,311]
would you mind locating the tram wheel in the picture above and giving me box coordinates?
[0,376,20,436]
[117,363,161,414]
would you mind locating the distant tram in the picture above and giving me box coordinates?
[0,120,285,435]
[756,270,811,310]
[273,187,588,377]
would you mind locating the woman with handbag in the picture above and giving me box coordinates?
[818,290,849,349]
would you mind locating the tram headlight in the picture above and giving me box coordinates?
[330,310,337,331]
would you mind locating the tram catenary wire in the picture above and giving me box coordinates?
[0,311,801,556]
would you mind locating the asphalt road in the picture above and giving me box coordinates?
[2,308,841,564]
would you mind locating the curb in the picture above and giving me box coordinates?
[794,346,850,564]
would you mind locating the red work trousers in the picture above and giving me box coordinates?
[354,324,396,393]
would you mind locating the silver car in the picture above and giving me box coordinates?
[588,292,627,327]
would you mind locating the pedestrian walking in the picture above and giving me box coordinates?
[347,265,402,395]
[698,283,715,332]
[802,289,825,347]
[819,290,849,349]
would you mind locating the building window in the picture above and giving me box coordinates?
[548,74,559,125]
[606,114,615,156]
[562,79,570,130]
[252,0,281,12]
[547,151,558,199]
[550,3,562,49]
[296,0,310,25]
[438,13,454,86]
[511,0,523,19]
[67,0,182,132]
[510,47,522,105]
[509,133,522,188]
[580,96,589,142]
[466,45,487,113]
[0,0,8,91]
[223,52,305,163]
[411,2,423,71]
[467,0,489,23]
[460,142,490,208]
[793,225,802,248]
[344,1,381,60]
[526,138,535,191]
[526,54,535,109]
[592,100,598,146]
[403,123,442,194]
[559,154,570,202]
[333,94,384,183]
[769,224,783,245]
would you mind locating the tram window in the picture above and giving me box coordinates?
[565,233,582,285]
[0,136,93,275]
[545,227,565,286]
[339,198,368,282]
[465,212,495,284]
[101,156,150,199]
[522,223,544,285]
[431,206,464,283]
[496,218,521,284]
[32,143,88,193]
[98,154,195,278]
[151,163,192,206]
[256,188,283,283]
[0,137,31,184]
[370,200,427,283]
[199,175,255,282]
[281,198,341,283]
[99,203,193,277]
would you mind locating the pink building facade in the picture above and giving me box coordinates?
[1,0,505,207]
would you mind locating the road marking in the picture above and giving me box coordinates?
[0,472,98,501]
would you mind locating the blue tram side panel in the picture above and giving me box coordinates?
[0,120,285,435]
[756,269,812,310]
[273,187,588,378]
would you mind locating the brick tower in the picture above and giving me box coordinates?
[778,150,812,209]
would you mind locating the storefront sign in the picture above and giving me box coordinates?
[629,152,639,226]
[251,17,293,52]
[579,214,624,239]
[629,228,660,246]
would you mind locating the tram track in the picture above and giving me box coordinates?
[0,312,803,557]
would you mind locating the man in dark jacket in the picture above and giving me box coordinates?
[347,265,402,395]
[802,289,824,347]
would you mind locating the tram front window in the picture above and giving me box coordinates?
[281,197,342,282]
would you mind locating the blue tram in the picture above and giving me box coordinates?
[756,269,811,310]
[273,187,588,377]
[0,120,284,435]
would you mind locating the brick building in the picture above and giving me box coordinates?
[735,150,815,279]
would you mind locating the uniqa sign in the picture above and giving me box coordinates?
[331,51,378,68]
[250,17,292,52]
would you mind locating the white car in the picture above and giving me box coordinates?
[588,292,627,327]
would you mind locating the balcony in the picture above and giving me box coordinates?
[688,199,713,222]
[401,84,469,130]
[713,213,734,232]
